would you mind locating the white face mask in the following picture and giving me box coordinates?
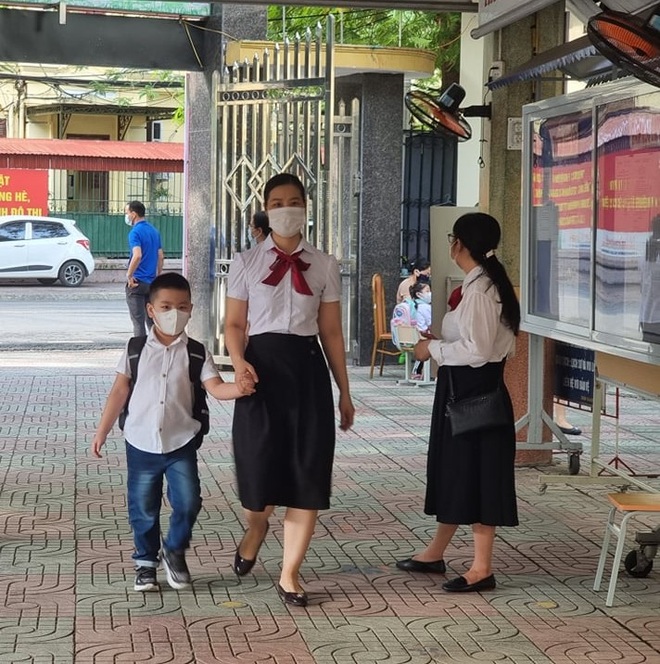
[267,207,306,238]
[125,214,133,226]
[419,292,432,304]
[153,309,190,336]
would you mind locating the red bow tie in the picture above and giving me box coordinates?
[262,247,313,296]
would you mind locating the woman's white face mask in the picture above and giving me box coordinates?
[267,207,306,238]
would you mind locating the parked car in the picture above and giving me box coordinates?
[0,215,95,287]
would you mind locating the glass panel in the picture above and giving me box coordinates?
[0,221,26,241]
[31,222,69,239]
[594,92,660,343]
[529,110,593,327]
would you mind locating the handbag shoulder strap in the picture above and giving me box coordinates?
[446,366,456,400]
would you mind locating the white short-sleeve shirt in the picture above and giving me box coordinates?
[227,234,341,336]
[117,329,220,453]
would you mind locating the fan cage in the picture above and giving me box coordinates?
[405,90,472,142]
[588,11,660,88]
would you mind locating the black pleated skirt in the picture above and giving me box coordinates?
[232,333,335,511]
[424,361,519,527]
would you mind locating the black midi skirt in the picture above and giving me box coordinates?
[232,333,336,511]
[424,361,519,527]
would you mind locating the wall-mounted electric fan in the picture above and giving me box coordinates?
[587,5,660,87]
[404,83,491,142]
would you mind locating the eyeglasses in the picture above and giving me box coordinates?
[447,233,456,244]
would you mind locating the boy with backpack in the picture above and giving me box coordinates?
[91,273,255,592]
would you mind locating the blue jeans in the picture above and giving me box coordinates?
[126,439,202,568]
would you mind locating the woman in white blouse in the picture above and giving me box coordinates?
[395,212,520,593]
[225,173,355,607]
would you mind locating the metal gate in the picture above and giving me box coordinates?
[401,129,457,269]
[211,17,360,356]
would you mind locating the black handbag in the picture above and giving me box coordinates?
[445,368,509,436]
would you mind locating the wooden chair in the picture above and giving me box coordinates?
[370,273,399,379]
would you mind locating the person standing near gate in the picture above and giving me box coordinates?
[125,201,164,336]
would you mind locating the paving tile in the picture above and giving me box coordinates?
[1,354,660,662]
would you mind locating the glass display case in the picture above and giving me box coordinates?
[522,79,660,365]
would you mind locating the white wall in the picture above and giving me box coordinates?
[456,12,488,208]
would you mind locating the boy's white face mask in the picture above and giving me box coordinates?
[153,309,190,336]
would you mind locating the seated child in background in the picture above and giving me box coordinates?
[409,281,432,379]
[396,258,431,303]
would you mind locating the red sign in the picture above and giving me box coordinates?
[597,147,660,232]
[0,169,48,216]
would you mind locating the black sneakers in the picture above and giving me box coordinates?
[134,566,159,592]
[161,547,191,589]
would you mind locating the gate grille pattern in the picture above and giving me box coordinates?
[212,20,352,356]
[402,129,457,268]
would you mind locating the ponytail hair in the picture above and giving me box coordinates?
[453,212,521,335]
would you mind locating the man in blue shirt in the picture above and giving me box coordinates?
[125,201,164,336]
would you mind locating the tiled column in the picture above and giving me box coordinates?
[184,5,267,346]
[355,74,405,367]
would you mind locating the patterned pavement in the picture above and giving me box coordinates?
[1,349,660,663]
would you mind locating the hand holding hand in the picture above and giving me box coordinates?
[237,370,256,396]
[235,359,259,385]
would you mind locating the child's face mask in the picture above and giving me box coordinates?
[153,309,190,336]
[419,291,432,304]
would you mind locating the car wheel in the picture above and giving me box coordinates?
[37,278,58,285]
[58,260,86,287]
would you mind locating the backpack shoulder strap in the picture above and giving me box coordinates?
[118,335,147,432]
[126,335,148,382]
[186,337,206,384]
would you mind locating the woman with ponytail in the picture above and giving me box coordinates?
[395,212,520,593]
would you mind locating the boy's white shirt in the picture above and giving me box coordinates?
[117,328,219,453]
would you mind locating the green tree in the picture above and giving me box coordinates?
[267,6,461,86]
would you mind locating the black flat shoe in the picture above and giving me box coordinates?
[559,425,582,436]
[395,557,446,574]
[233,523,269,576]
[277,583,308,607]
[442,574,496,593]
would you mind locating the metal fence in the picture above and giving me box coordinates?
[49,168,184,257]
[60,212,184,258]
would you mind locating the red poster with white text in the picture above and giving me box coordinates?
[0,169,48,216]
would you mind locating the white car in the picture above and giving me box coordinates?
[0,215,95,287]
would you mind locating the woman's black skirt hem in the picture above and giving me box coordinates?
[232,333,335,511]
[424,361,519,527]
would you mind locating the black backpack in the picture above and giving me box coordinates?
[118,336,210,447]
